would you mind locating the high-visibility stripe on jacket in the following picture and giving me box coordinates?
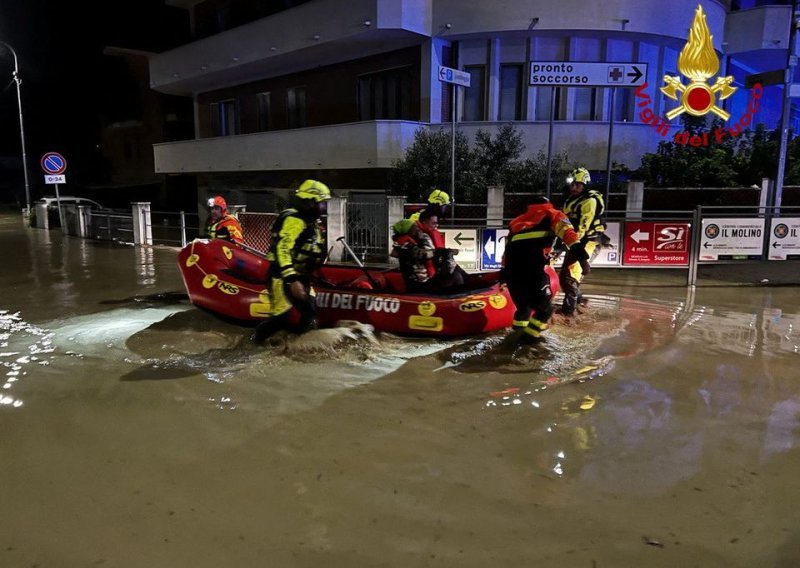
[562,189,605,241]
[266,208,325,281]
[507,202,580,250]
[207,215,243,243]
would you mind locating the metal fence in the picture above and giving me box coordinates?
[150,210,202,247]
[346,201,388,263]
[87,210,135,243]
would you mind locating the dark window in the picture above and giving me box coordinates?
[535,87,565,121]
[211,99,238,136]
[286,87,306,129]
[358,66,413,120]
[613,88,633,122]
[463,65,486,121]
[257,92,272,132]
[499,64,523,121]
[573,87,599,121]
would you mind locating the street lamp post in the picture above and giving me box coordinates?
[0,40,32,219]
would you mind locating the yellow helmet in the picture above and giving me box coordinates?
[296,179,331,202]
[567,168,591,185]
[427,189,450,205]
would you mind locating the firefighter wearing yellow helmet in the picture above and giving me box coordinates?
[252,179,331,343]
[558,168,607,316]
[408,188,450,248]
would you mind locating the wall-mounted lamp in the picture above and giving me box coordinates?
[621,18,630,31]
[200,65,208,71]
[528,17,539,30]
[313,33,321,40]
[231,56,240,62]
[444,23,451,30]
[362,19,372,27]
[269,46,277,51]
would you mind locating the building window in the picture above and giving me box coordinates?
[286,87,306,129]
[358,66,413,120]
[573,88,599,121]
[499,64,523,121]
[535,87,565,121]
[211,99,239,136]
[613,89,633,122]
[463,65,486,121]
[257,92,271,132]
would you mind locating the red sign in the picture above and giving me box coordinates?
[623,222,691,265]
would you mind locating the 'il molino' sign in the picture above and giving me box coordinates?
[634,4,762,147]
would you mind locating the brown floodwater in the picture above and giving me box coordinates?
[1,213,799,567]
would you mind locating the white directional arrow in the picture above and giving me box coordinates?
[631,229,650,243]
[484,236,495,258]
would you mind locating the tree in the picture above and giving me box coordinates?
[388,128,475,201]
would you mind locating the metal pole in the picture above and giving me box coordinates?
[451,83,456,219]
[774,0,799,216]
[0,41,32,218]
[545,86,555,199]
[604,87,617,205]
[180,211,187,247]
[687,205,702,287]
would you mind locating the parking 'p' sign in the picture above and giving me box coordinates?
[41,152,67,175]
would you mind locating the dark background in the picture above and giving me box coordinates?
[0,0,188,207]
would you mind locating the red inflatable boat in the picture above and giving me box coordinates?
[178,239,557,337]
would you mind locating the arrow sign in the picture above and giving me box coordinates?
[454,232,475,246]
[438,65,471,87]
[773,242,781,248]
[627,66,643,83]
[631,229,650,243]
[484,236,495,257]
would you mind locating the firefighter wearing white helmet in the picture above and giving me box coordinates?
[558,168,607,316]
[252,179,331,343]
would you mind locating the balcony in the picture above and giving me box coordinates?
[150,0,432,96]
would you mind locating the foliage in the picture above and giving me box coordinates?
[389,124,577,203]
[635,116,800,187]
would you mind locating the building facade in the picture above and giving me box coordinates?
[149,0,796,206]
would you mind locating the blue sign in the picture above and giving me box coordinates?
[41,152,67,175]
[480,228,508,270]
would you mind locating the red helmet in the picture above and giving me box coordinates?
[207,195,227,214]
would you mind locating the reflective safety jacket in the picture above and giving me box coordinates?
[562,189,606,241]
[505,202,580,266]
[206,215,244,243]
[266,208,326,282]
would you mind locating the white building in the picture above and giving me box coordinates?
[149,0,794,205]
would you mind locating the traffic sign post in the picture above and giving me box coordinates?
[438,65,471,216]
[530,61,648,200]
[40,152,68,229]
[622,222,691,265]
[529,62,647,87]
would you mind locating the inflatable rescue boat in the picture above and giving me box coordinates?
[178,239,556,337]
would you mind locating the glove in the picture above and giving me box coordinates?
[570,243,591,275]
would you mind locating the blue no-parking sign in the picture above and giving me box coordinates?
[481,228,508,270]
[41,152,67,175]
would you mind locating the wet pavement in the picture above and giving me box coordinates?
[1,213,799,567]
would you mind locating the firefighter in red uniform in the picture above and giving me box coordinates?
[205,195,244,244]
[502,196,588,345]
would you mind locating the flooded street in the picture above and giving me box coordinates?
[2,213,800,567]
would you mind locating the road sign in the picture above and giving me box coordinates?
[622,222,691,265]
[529,62,647,87]
[767,217,800,260]
[41,152,67,175]
[438,65,471,87]
[441,228,478,270]
[700,218,765,261]
[44,174,66,184]
[480,228,508,270]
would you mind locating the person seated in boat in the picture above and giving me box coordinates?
[391,217,463,294]
[418,211,466,290]
[408,189,449,248]
[205,195,244,244]
[502,195,588,345]
[391,218,435,293]
[251,180,331,344]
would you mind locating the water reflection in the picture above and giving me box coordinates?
[0,310,57,410]
[135,246,156,286]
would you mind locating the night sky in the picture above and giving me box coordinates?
[0,0,184,202]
